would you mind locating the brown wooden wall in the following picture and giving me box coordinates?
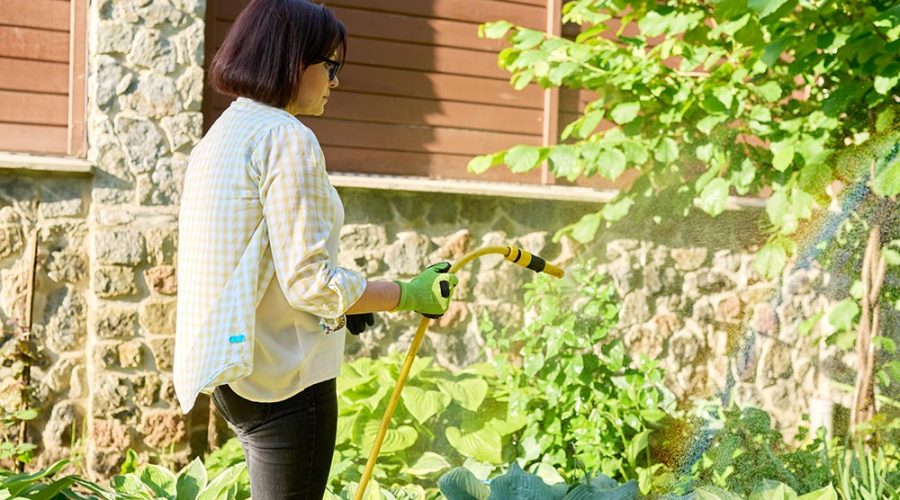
[204,0,628,189]
[0,0,85,157]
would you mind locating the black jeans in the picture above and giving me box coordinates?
[212,379,338,500]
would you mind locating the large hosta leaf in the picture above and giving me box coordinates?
[360,420,418,454]
[446,426,503,464]
[401,386,451,424]
[438,378,488,412]
[438,467,490,500]
[404,452,452,476]
[749,480,798,500]
[489,462,567,500]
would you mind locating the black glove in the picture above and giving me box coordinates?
[346,313,375,335]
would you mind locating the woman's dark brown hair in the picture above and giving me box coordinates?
[209,0,347,108]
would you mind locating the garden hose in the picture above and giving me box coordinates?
[354,246,565,500]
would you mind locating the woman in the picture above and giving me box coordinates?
[172,1,458,498]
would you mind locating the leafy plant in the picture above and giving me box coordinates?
[109,459,248,500]
[438,462,638,500]
[481,259,675,493]
[0,408,38,466]
[0,459,111,499]
[471,0,900,280]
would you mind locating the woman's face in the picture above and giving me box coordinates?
[286,59,339,116]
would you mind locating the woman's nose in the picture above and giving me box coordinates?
[330,76,339,88]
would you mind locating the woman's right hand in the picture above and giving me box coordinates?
[393,262,459,318]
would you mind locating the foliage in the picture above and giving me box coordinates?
[471,0,900,278]
[481,259,676,494]
[438,462,638,500]
[0,408,38,466]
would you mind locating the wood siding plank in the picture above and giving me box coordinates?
[0,26,69,62]
[68,0,87,157]
[329,6,505,52]
[322,145,545,184]
[306,117,541,156]
[0,57,68,94]
[210,22,507,79]
[209,66,541,110]
[0,0,70,31]
[217,0,544,30]
[0,90,69,126]
[321,91,542,134]
[0,123,68,154]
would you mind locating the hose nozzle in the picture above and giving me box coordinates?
[502,246,564,278]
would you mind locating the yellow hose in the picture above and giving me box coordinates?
[353,246,564,499]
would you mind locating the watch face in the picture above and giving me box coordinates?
[319,315,346,335]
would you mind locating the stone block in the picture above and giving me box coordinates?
[134,374,161,406]
[149,337,174,370]
[0,207,23,259]
[118,340,145,369]
[45,357,79,393]
[145,265,177,295]
[46,247,87,284]
[429,229,472,263]
[45,287,88,352]
[128,28,176,74]
[140,299,177,335]
[160,113,202,152]
[94,229,145,265]
[605,239,640,261]
[122,72,180,118]
[137,156,186,206]
[618,290,650,328]
[93,266,139,298]
[94,306,139,339]
[96,21,135,54]
[115,115,168,174]
[92,375,131,416]
[171,23,204,65]
[93,418,130,449]
[89,449,124,477]
[176,67,204,110]
[145,227,178,266]
[607,256,638,296]
[43,401,75,450]
[671,247,708,271]
[714,293,743,323]
[140,411,187,449]
[39,180,84,218]
[383,232,432,276]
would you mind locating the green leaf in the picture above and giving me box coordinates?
[570,213,601,243]
[829,299,859,332]
[597,147,627,181]
[654,138,679,164]
[139,464,176,499]
[772,143,794,171]
[176,458,207,500]
[481,21,513,39]
[361,420,418,454]
[747,0,790,18]
[697,115,726,135]
[749,480,798,500]
[438,467,491,500]
[622,140,649,165]
[698,178,730,216]
[602,196,635,222]
[549,145,580,181]
[753,81,783,102]
[610,102,640,125]
[797,484,837,500]
[445,427,503,464]
[111,473,148,496]
[505,145,543,173]
[577,111,605,139]
[468,152,504,175]
[753,242,786,279]
[512,29,544,49]
[197,464,246,500]
[524,351,545,377]
[401,386,450,424]
[695,486,744,499]
[873,150,900,196]
[874,75,899,95]
[405,452,452,476]
[438,378,488,412]
[625,430,650,468]
[885,248,900,266]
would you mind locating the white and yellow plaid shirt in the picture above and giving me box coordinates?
[174,98,366,413]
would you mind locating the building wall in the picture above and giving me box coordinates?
[0,0,878,479]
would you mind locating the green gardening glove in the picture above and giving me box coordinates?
[394,262,459,318]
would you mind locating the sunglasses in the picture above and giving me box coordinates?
[320,56,341,81]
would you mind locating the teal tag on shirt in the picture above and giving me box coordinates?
[228,334,245,343]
